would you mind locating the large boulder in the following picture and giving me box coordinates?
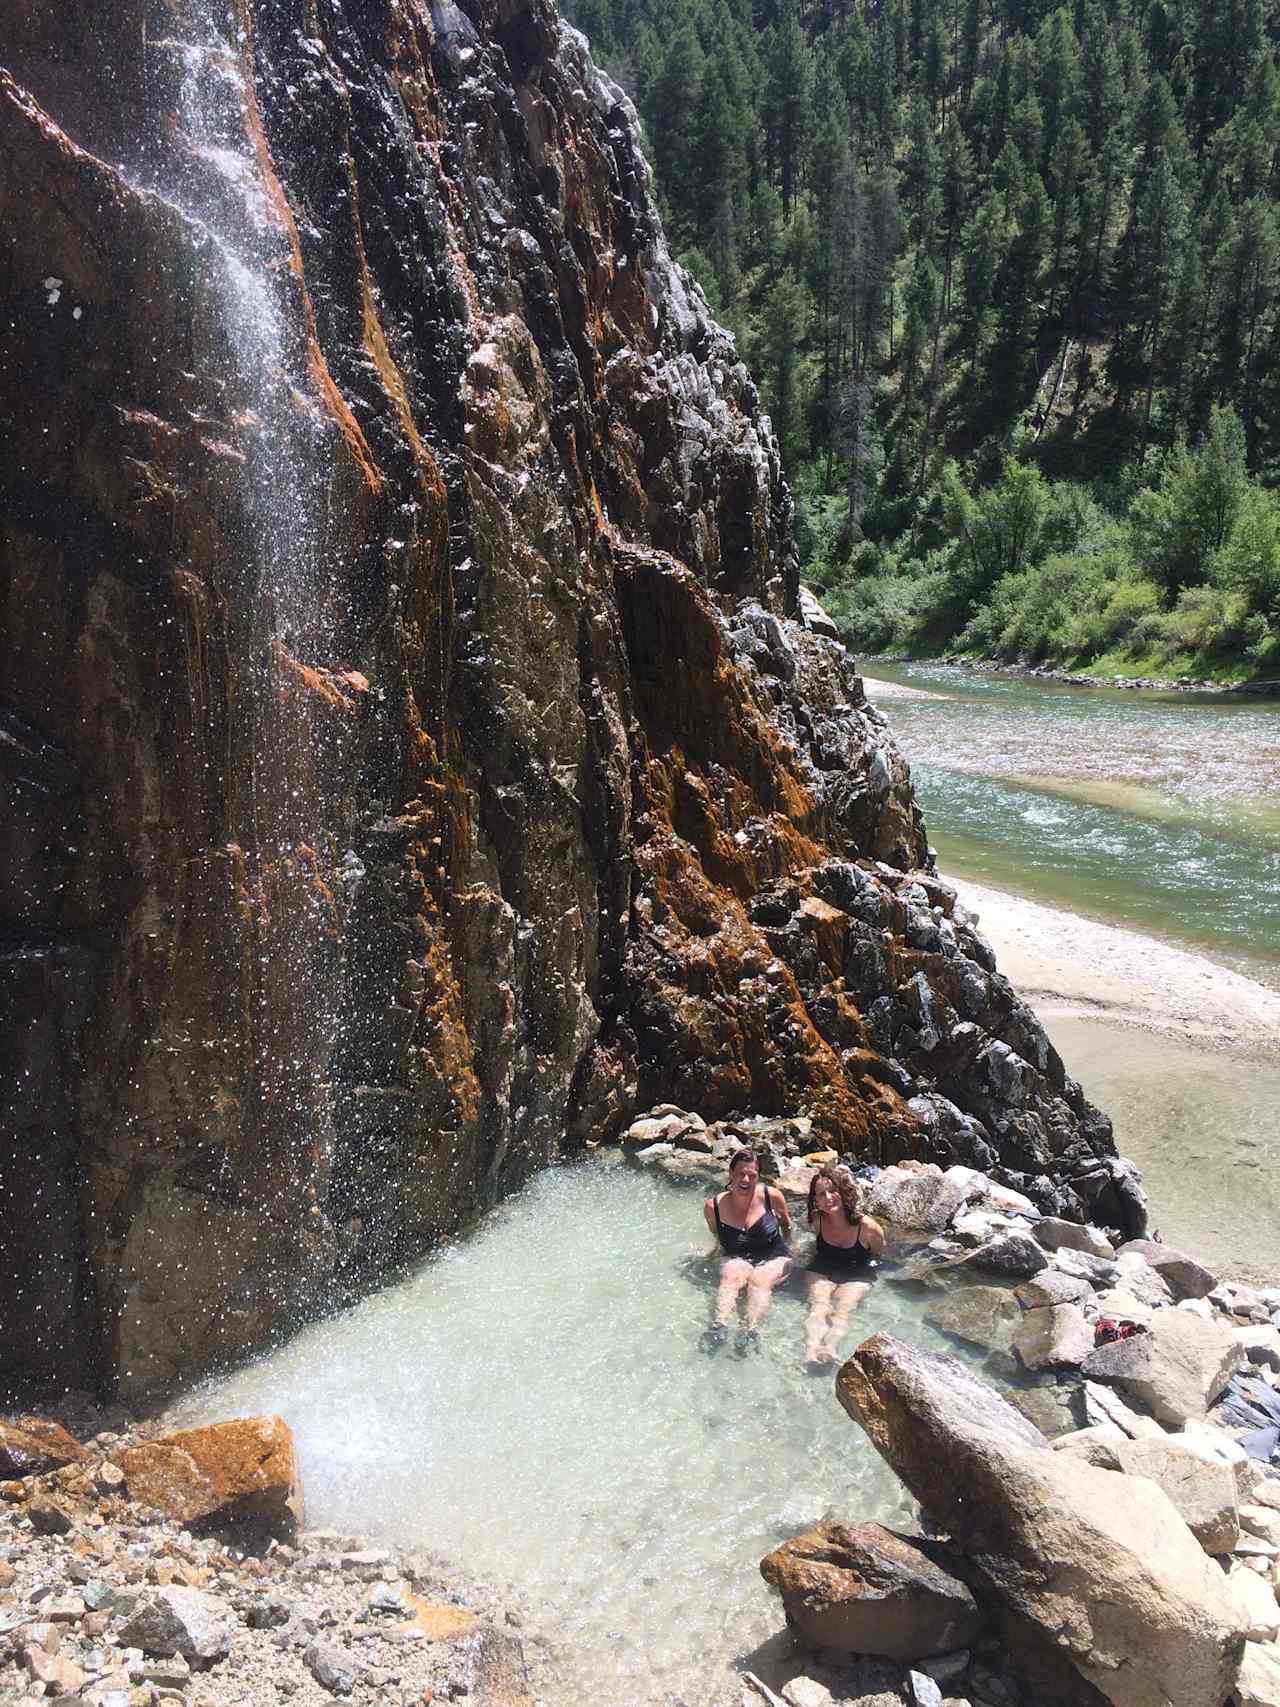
[1013,1303,1095,1372]
[1050,1425,1127,1471]
[1034,1219,1116,1261]
[861,1165,972,1233]
[925,1286,1021,1352]
[964,1230,1048,1280]
[837,1333,1245,1707]
[1113,1437,1240,1553]
[1227,1568,1280,1642]
[759,1520,985,1660]
[1081,1309,1243,1427]
[113,1416,303,1541]
[1017,1270,1094,1309]
[1114,1241,1216,1303]
[1236,1641,1280,1707]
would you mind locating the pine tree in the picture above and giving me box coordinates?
[837,376,875,541]
[646,23,707,241]
[1034,8,1079,174]
[902,251,941,402]
[1046,116,1086,319]
[940,112,976,311]
[757,267,811,460]
[764,2,815,220]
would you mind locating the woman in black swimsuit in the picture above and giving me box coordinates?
[701,1149,794,1353]
[803,1165,884,1367]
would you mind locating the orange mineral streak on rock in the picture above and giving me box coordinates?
[0,1420,87,1479]
[612,546,920,1154]
[615,547,826,878]
[796,894,851,976]
[113,1415,303,1541]
[234,0,382,495]
[630,829,875,1145]
[271,642,366,715]
[403,1596,482,1643]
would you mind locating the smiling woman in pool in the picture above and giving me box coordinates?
[803,1165,883,1367]
[701,1148,793,1353]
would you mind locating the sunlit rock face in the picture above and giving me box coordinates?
[0,0,1127,1397]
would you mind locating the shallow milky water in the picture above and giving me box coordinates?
[165,1162,1042,1705]
[1047,1018,1280,1282]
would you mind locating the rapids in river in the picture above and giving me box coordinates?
[165,1160,1063,1704]
[862,660,1280,1275]
[862,662,1280,984]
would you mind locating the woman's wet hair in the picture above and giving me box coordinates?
[807,1163,859,1223]
[727,1147,758,1176]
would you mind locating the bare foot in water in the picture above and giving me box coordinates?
[803,1346,837,1372]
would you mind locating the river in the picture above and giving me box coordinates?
[860,660,1280,1276]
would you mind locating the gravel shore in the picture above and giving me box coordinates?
[954,877,1280,1057]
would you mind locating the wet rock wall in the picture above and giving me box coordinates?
[0,0,1131,1397]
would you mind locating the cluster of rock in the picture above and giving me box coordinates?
[0,1416,545,1707]
[744,1156,1280,1707]
[622,1115,1143,1238]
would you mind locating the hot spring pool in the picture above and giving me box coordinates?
[164,1158,1055,1703]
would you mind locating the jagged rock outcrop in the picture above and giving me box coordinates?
[0,0,1130,1396]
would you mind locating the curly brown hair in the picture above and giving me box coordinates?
[807,1164,859,1226]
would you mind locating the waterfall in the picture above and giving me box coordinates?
[136,6,359,1298]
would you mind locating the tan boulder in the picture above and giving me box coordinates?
[1033,1218,1116,1261]
[0,1418,86,1478]
[1113,1437,1240,1553]
[861,1166,971,1233]
[1114,1240,1216,1302]
[924,1285,1020,1352]
[1017,1270,1093,1309]
[1244,1508,1280,1548]
[1050,1425,1127,1471]
[838,1333,1245,1707]
[1236,1641,1280,1707]
[1012,1303,1095,1372]
[1081,1307,1243,1426]
[113,1416,303,1541]
[1227,1566,1280,1642]
[760,1520,984,1660]
[22,1646,85,1694]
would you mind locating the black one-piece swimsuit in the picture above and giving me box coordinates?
[713,1189,791,1265]
[808,1218,875,1282]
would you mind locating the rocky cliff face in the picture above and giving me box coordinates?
[0,0,1137,1399]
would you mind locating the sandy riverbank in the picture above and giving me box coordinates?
[955,876,1280,1056]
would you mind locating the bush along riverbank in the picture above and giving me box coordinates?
[807,408,1280,685]
[878,656,1280,696]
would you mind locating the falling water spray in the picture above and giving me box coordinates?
[128,1,364,1347]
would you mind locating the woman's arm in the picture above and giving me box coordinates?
[860,1214,887,1257]
[769,1186,794,1239]
[703,1196,718,1240]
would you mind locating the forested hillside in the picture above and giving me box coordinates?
[564,0,1280,674]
